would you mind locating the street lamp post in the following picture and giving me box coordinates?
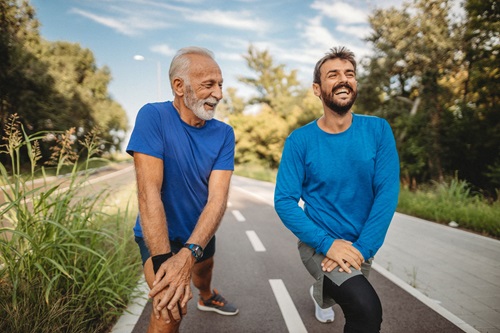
[133,55,162,101]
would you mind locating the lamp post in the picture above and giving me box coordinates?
[133,55,162,101]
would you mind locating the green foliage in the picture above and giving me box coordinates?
[225,46,322,169]
[357,0,499,198]
[230,107,289,169]
[239,44,302,115]
[234,163,278,183]
[398,178,500,238]
[0,115,141,333]
[0,1,128,170]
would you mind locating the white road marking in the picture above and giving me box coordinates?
[231,209,246,222]
[269,279,307,333]
[372,263,480,333]
[245,230,266,252]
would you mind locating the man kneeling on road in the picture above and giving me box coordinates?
[127,46,238,333]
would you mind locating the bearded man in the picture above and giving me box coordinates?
[127,46,238,333]
[274,46,400,333]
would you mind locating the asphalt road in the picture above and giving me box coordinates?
[125,174,464,333]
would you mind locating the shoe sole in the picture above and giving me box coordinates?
[197,303,239,316]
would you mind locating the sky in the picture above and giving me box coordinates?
[30,0,413,136]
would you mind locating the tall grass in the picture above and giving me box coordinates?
[397,178,499,238]
[0,114,141,333]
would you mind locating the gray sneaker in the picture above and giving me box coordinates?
[197,289,239,316]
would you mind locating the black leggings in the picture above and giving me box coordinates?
[324,274,382,333]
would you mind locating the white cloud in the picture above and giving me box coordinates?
[301,16,340,50]
[184,10,269,33]
[311,0,368,24]
[150,44,176,56]
[70,7,170,36]
[336,24,371,39]
[217,52,244,62]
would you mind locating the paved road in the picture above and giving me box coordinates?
[110,171,499,332]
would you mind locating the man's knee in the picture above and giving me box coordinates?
[148,311,182,333]
[340,275,382,332]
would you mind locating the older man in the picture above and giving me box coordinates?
[127,46,238,333]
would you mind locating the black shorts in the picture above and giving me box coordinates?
[135,235,216,265]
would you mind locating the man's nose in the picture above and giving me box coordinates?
[212,85,223,100]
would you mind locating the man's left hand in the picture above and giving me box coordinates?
[148,250,194,318]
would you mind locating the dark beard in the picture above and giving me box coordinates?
[322,83,357,116]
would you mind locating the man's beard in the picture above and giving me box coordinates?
[184,84,218,121]
[321,83,357,116]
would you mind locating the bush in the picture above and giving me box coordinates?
[0,114,141,333]
[397,178,500,238]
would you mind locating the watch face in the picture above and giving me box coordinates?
[193,247,203,258]
[186,244,203,260]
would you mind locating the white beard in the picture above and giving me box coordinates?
[184,84,218,121]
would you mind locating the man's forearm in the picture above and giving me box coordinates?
[138,193,170,256]
[187,196,227,248]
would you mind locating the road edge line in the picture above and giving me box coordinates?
[372,262,479,333]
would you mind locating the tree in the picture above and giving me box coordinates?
[0,1,128,168]
[360,0,465,186]
[239,44,303,117]
[227,46,322,168]
[455,0,500,195]
[40,41,128,152]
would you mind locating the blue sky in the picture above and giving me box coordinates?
[31,0,408,131]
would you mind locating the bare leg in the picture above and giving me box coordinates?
[191,256,214,300]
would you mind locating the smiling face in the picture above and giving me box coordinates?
[183,54,223,121]
[313,58,357,116]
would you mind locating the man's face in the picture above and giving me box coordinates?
[313,58,357,116]
[183,55,223,121]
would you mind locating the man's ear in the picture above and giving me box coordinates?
[312,83,321,97]
[172,77,185,97]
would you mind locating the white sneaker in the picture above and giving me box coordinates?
[310,285,334,323]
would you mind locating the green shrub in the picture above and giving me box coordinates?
[0,114,141,333]
[398,178,500,238]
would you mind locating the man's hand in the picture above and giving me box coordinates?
[325,239,364,273]
[148,250,194,322]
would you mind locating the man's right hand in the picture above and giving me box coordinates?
[325,239,364,273]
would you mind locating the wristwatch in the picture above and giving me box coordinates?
[184,243,204,261]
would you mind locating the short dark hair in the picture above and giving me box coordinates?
[313,46,356,84]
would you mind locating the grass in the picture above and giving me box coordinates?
[0,115,141,333]
[234,163,277,183]
[397,179,500,239]
[235,163,500,239]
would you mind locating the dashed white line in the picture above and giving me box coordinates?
[269,279,307,333]
[245,230,266,252]
[231,209,246,222]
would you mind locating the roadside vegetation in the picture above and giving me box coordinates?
[0,115,141,333]
[397,180,500,239]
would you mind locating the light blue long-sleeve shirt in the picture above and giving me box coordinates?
[274,113,400,260]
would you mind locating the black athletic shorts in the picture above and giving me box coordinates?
[135,235,216,265]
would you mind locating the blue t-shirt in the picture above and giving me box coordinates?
[274,113,400,260]
[126,101,235,242]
